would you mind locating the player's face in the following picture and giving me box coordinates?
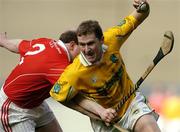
[78,33,103,64]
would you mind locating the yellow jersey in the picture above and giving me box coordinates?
[50,15,138,118]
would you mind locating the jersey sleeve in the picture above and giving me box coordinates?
[50,75,78,102]
[103,15,137,51]
[18,40,31,56]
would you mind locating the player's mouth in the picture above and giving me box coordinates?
[85,53,96,62]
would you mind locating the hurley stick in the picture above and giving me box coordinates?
[115,30,174,112]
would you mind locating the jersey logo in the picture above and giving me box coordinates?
[53,83,61,93]
[118,19,126,26]
[110,54,118,63]
[91,76,97,83]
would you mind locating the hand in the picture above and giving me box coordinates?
[133,0,146,9]
[133,0,149,13]
[99,108,117,126]
[0,32,7,46]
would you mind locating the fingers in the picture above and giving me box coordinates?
[0,32,7,46]
[133,0,147,9]
[105,122,111,127]
[0,32,7,39]
[134,0,147,3]
[107,108,117,119]
[100,108,117,125]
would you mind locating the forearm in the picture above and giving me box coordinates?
[0,32,22,53]
[73,95,104,116]
[0,39,22,53]
[62,99,102,120]
[72,94,117,124]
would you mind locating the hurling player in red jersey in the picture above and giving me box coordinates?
[0,31,80,132]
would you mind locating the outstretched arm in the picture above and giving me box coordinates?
[0,32,22,53]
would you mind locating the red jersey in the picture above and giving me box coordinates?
[3,38,70,108]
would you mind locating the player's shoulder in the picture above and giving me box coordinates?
[69,56,81,67]
[65,55,83,72]
[32,37,53,42]
[29,38,56,47]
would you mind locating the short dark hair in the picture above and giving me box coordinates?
[76,20,103,40]
[59,30,78,44]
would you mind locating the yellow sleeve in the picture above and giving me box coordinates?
[50,57,83,102]
[103,15,137,50]
[50,76,78,102]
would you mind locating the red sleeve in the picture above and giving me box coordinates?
[18,40,31,56]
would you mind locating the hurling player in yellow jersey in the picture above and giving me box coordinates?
[51,0,161,131]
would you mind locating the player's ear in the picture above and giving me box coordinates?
[100,36,104,44]
[69,41,76,50]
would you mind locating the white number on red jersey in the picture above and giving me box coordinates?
[19,44,45,65]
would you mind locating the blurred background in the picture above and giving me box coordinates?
[0,0,179,131]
